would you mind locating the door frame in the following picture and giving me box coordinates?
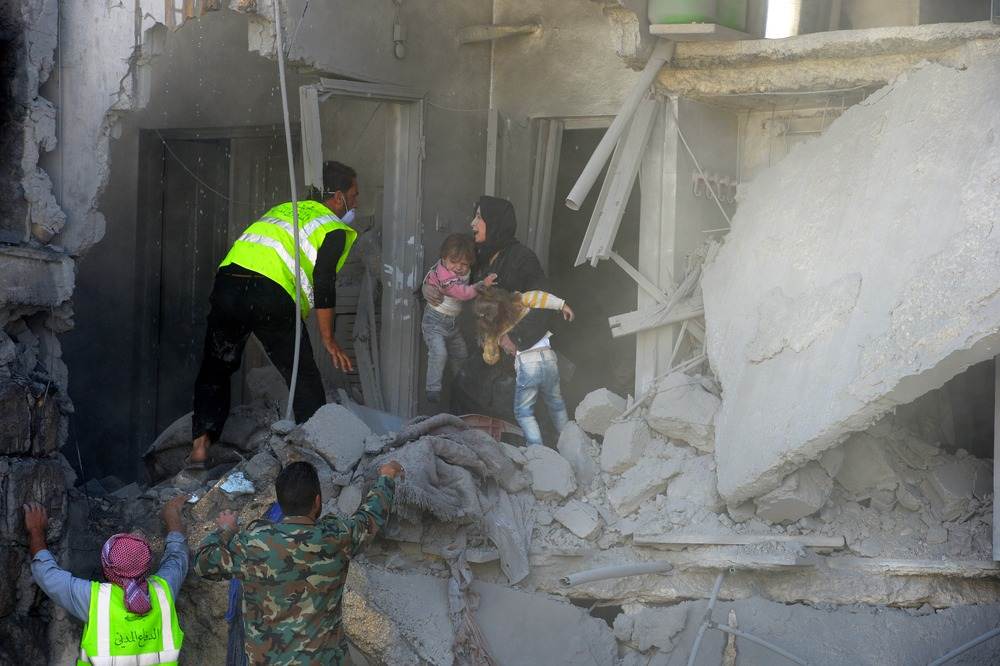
[131,124,296,448]
[299,78,425,418]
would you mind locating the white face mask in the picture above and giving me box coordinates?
[341,208,356,224]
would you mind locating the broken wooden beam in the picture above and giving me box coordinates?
[634,532,846,550]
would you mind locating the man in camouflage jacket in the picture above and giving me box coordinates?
[194,459,403,664]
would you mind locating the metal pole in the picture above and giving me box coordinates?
[928,627,1000,666]
[686,572,725,666]
[564,40,675,210]
[271,0,304,422]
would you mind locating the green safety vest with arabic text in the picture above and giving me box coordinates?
[77,575,183,666]
[220,201,358,318]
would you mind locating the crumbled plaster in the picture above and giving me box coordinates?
[656,21,1000,98]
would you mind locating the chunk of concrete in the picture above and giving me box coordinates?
[574,388,626,436]
[337,483,365,516]
[553,500,602,540]
[665,454,724,512]
[292,404,371,472]
[702,60,1000,504]
[245,364,289,409]
[755,462,833,523]
[557,421,599,488]
[473,579,618,666]
[608,458,682,517]
[921,458,992,521]
[615,604,689,652]
[600,419,652,474]
[645,373,720,453]
[835,432,899,497]
[523,445,577,500]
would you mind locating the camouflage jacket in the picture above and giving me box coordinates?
[194,475,395,665]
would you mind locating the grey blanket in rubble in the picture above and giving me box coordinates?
[364,414,535,584]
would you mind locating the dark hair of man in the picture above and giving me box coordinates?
[323,161,357,196]
[439,233,476,264]
[275,461,321,517]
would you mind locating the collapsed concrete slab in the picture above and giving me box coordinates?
[608,458,681,517]
[702,57,1000,504]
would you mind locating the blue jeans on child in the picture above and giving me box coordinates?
[514,348,569,446]
[422,308,468,393]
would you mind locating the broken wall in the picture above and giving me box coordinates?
[702,56,1000,504]
[52,0,493,478]
[492,0,643,235]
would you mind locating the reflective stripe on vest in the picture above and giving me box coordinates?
[78,576,183,666]
[219,201,357,318]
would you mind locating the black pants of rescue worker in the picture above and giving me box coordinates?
[192,269,326,441]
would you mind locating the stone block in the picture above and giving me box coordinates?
[665,455,724,512]
[337,482,365,516]
[245,364,289,409]
[218,404,276,452]
[608,459,681,516]
[755,462,833,523]
[0,380,60,457]
[574,388,626,436]
[243,450,281,486]
[553,500,601,540]
[615,604,688,652]
[523,445,576,500]
[645,373,720,453]
[835,432,899,497]
[0,457,66,544]
[291,404,371,472]
[600,419,652,474]
[556,421,598,488]
[921,458,992,521]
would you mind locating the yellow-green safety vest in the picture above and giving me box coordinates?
[220,200,358,318]
[77,575,184,666]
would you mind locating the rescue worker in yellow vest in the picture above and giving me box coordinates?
[189,161,359,468]
[24,494,190,665]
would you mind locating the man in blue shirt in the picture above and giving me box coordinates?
[24,494,190,646]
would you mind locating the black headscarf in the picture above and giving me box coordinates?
[474,195,518,263]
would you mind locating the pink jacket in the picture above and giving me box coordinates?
[424,261,481,316]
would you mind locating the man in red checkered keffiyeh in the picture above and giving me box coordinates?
[101,533,154,614]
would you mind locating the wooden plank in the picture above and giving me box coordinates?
[609,301,704,338]
[649,23,751,41]
[317,77,423,102]
[609,251,669,304]
[635,98,678,393]
[298,85,323,192]
[827,557,1000,579]
[994,354,999,561]
[634,532,846,550]
[485,108,499,196]
[580,97,659,266]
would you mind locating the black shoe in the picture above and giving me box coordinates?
[427,391,441,404]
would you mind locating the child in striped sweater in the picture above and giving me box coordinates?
[475,287,574,446]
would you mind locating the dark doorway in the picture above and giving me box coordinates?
[548,128,639,413]
[154,138,231,435]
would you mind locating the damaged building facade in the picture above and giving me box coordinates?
[3,0,1000,663]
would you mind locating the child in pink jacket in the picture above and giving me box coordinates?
[421,234,496,403]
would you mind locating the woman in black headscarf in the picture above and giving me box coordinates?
[423,196,555,419]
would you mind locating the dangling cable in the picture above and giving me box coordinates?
[271,0,303,421]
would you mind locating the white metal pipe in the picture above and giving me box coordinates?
[565,40,675,211]
[271,0,304,422]
[559,561,673,587]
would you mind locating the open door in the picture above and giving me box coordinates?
[300,79,425,418]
